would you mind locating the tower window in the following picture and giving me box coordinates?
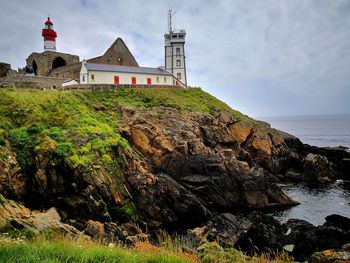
[177,73,181,79]
[176,60,181,67]
[176,48,180,57]
[82,75,85,82]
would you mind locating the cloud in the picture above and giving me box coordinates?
[0,0,349,117]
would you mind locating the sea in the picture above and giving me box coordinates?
[258,115,350,225]
[260,114,350,148]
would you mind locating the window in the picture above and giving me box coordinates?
[131,77,137,85]
[156,76,160,83]
[164,77,167,83]
[176,60,181,67]
[147,77,152,85]
[82,75,85,82]
[91,74,95,81]
[114,76,119,84]
[177,73,181,79]
[176,47,180,57]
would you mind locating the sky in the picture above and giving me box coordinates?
[0,0,350,117]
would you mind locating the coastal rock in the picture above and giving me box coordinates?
[0,193,31,228]
[83,219,147,245]
[286,215,350,261]
[234,212,288,255]
[207,213,252,247]
[0,193,83,238]
[309,249,350,263]
[122,108,297,217]
[0,146,26,199]
[302,153,336,183]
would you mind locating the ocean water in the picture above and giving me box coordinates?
[259,115,350,225]
[271,181,350,225]
[260,114,350,148]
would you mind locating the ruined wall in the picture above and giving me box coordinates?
[26,51,79,76]
[0,74,66,90]
[49,62,81,81]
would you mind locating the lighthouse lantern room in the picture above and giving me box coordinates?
[42,17,57,51]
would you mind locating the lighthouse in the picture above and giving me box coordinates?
[42,17,57,51]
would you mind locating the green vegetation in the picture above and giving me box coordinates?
[0,88,250,171]
[0,88,252,222]
[0,235,194,263]
[0,229,292,263]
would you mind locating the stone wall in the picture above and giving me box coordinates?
[0,74,67,90]
[59,84,181,91]
[49,62,81,81]
[26,51,79,76]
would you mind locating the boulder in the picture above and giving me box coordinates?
[0,194,83,238]
[302,153,337,183]
[207,213,251,247]
[234,212,288,255]
[286,215,350,261]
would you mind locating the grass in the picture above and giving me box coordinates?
[0,229,293,263]
[0,87,252,172]
[0,235,195,263]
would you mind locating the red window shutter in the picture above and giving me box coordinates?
[131,77,136,85]
[147,77,152,85]
[114,76,119,84]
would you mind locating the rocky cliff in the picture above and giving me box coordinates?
[0,88,349,259]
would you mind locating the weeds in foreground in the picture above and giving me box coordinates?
[0,229,293,263]
[0,233,194,263]
[154,230,293,263]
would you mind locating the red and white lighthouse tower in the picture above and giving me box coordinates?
[42,17,57,51]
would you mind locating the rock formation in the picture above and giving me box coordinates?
[1,89,349,261]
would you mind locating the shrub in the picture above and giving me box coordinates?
[9,127,35,171]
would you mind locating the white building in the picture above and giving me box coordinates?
[80,61,185,87]
[164,30,187,86]
[164,9,187,86]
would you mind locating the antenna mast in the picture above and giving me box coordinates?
[168,7,177,33]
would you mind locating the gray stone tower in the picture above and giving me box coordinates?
[164,9,187,86]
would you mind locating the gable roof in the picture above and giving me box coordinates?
[85,63,173,76]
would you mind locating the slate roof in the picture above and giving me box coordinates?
[85,63,172,76]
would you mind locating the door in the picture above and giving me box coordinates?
[131,77,137,85]
[114,76,119,84]
[147,77,152,85]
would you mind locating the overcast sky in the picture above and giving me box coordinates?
[1,0,350,117]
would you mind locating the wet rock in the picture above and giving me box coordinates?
[324,214,350,231]
[289,215,350,261]
[234,212,288,255]
[208,213,252,247]
[303,153,337,183]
